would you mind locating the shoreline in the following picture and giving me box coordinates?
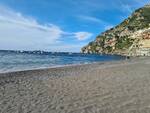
[0,55,146,75]
[0,50,126,74]
[0,58,126,74]
[1,57,150,113]
[0,57,146,77]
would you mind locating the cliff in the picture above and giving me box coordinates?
[81,4,150,56]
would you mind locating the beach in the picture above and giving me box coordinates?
[0,57,150,113]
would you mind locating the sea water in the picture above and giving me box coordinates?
[0,50,125,73]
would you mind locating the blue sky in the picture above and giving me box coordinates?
[0,0,149,52]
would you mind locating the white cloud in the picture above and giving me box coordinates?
[78,15,103,23]
[104,25,114,30]
[121,4,132,13]
[0,5,92,51]
[74,32,93,41]
[77,15,113,30]
[118,0,149,14]
[0,6,64,50]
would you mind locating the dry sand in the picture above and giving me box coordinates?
[0,57,150,113]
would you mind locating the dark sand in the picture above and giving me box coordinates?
[0,57,150,113]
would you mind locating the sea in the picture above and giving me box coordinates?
[0,50,125,73]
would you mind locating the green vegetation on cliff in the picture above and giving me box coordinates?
[115,36,133,49]
[82,4,150,55]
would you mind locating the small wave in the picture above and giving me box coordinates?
[0,50,125,73]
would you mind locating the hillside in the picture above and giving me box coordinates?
[81,4,150,56]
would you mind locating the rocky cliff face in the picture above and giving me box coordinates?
[81,4,150,56]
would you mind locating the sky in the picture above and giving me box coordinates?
[0,0,149,52]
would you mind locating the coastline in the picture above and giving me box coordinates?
[0,57,150,113]
[0,57,125,74]
[0,50,125,74]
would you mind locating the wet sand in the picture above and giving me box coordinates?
[0,57,150,113]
